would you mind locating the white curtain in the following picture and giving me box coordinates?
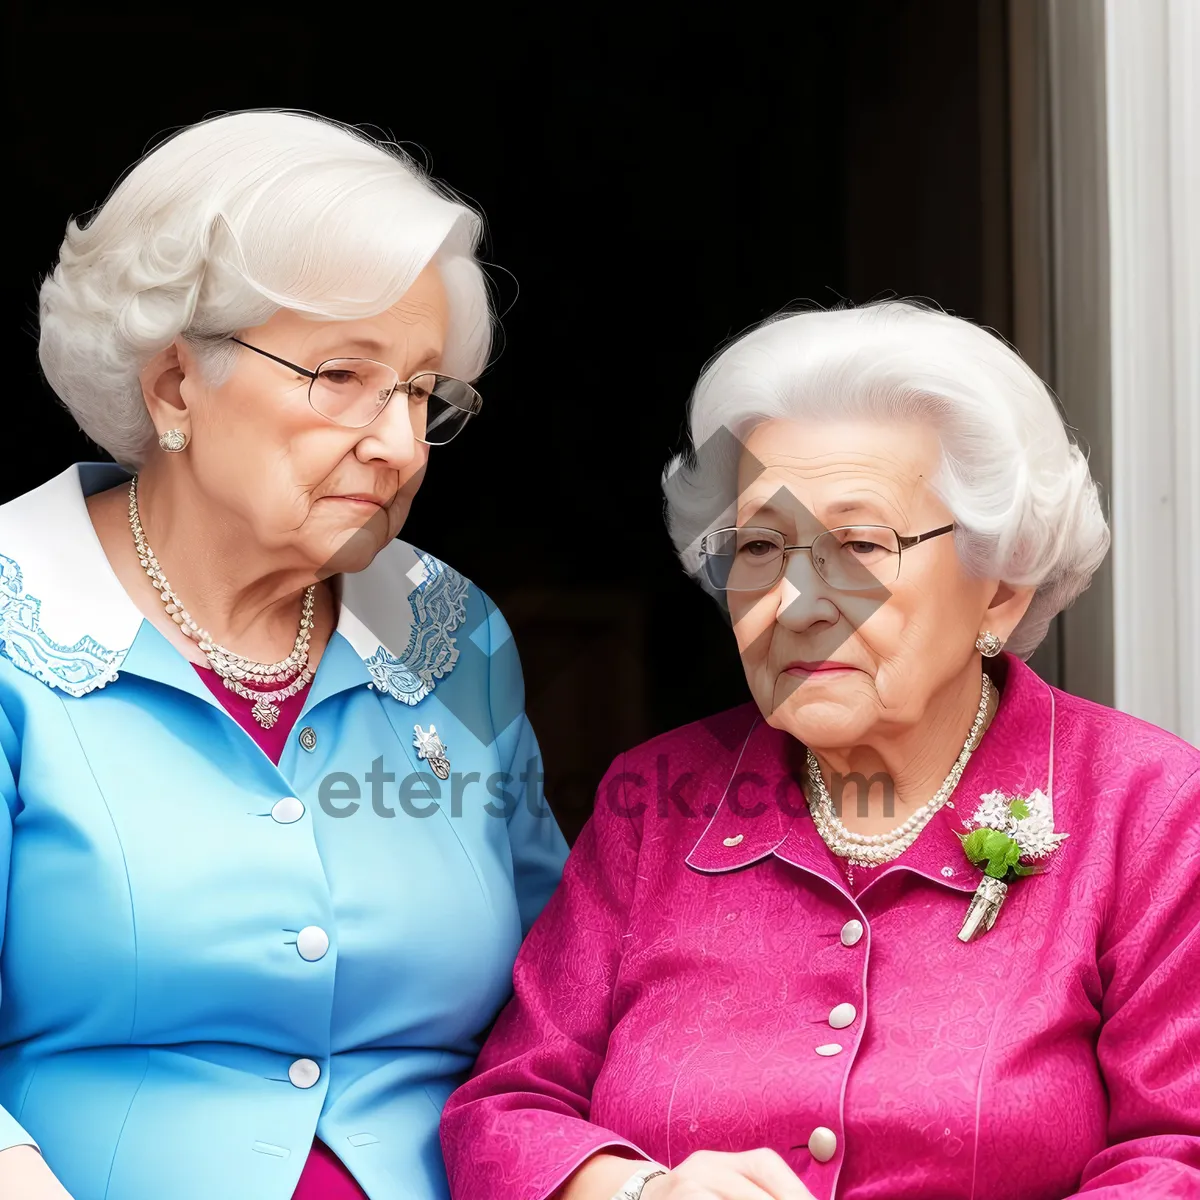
[1105,0,1199,745]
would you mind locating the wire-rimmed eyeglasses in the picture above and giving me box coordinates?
[699,523,956,592]
[228,338,482,444]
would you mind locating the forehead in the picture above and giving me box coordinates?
[736,418,943,521]
[291,264,449,357]
[377,263,450,329]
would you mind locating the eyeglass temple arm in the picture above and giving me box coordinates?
[898,523,956,549]
[228,338,318,380]
[230,337,482,418]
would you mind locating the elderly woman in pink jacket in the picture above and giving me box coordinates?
[440,302,1200,1200]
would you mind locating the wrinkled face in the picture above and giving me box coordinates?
[154,264,449,576]
[726,418,1013,750]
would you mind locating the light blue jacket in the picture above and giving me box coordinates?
[0,463,569,1200]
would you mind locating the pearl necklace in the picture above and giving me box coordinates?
[805,672,993,870]
[128,477,316,728]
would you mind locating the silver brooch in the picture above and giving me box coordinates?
[413,723,451,779]
[958,875,1008,942]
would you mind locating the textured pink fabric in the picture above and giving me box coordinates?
[194,663,369,1200]
[290,1137,371,1200]
[441,655,1200,1200]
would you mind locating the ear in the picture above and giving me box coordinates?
[981,580,1037,645]
[139,340,195,441]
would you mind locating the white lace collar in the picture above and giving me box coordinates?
[0,463,469,703]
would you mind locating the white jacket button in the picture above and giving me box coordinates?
[828,1002,857,1029]
[808,1126,838,1162]
[288,1058,320,1088]
[271,797,305,824]
[296,926,329,961]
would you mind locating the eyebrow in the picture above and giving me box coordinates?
[736,498,790,525]
[736,494,898,527]
[320,337,443,372]
[824,496,896,522]
[339,336,388,355]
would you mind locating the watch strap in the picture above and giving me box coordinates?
[610,1163,669,1200]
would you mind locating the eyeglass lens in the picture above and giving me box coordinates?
[702,526,902,592]
[310,359,477,443]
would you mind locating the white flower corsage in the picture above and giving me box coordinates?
[956,789,1068,942]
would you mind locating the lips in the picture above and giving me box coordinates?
[784,660,857,674]
[326,494,389,508]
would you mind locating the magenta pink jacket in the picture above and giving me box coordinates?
[441,656,1200,1199]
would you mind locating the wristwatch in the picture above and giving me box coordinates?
[609,1163,669,1200]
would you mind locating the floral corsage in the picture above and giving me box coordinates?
[956,789,1068,942]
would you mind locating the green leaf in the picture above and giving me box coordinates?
[961,829,993,863]
[1011,862,1040,878]
[981,829,1016,860]
[962,827,1026,880]
[1008,797,1030,820]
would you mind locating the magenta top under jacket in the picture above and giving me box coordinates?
[440,654,1200,1200]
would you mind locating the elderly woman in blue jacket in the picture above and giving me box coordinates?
[0,110,568,1200]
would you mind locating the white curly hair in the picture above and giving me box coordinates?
[661,301,1111,658]
[38,109,492,469]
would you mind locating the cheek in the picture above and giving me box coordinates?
[191,383,311,483]
[197,372,304,437]
[730,593,777,660]
[195,431,353,541]
[855,579,979,692]
[397,449,430,495]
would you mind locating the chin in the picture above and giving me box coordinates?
[312,522,391,577]
[764,689,870,751]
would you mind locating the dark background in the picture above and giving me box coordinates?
[4,4,1015,841]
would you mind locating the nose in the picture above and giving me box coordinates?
[354,390,420,469]
[774,547,840,631]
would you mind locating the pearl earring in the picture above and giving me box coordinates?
[159,429,188,453]
[975,631,1004,657]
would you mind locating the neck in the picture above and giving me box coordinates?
[88,465,334,666]
[809,665,997,835]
